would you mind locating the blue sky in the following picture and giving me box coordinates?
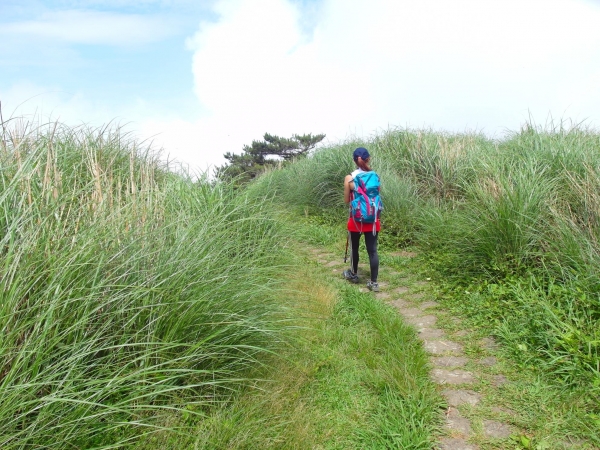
[1,1,214,121]
[2,0,600,172]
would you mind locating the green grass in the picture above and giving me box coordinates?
[249,121,600,445]
[380,252,599,449]
[0,120,443,449]
[0,120,295,448]
[5,116,600,447]
[185,239,442,449]
[256,122,600,393]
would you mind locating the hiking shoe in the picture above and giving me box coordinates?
[343,269,359,284]
[367,281,380,292]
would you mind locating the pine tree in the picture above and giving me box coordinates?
[216,132,325,183]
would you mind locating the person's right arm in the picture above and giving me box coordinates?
[344,174,354,204]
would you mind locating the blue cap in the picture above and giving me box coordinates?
[353,147,370,161]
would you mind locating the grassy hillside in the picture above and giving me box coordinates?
[251,122,600,430]
[3,117,599,447]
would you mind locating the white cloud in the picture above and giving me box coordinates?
[155,0,600,171]
[0,83,172,159]
[1,82,104,123]
[5,0,600,173]
[2,10,177,45]
[175,0,376,170]
[306,0,600,131]
[54,0,216,10]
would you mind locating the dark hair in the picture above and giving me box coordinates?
[355,156,371,172]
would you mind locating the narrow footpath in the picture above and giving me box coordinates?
[309,246,522,450]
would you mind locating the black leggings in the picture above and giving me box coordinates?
[349,231,379,282]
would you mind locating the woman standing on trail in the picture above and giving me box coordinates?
[343,147,381,292]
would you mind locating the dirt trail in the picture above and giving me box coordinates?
[310,247,518,450]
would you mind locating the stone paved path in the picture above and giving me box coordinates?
[387,275,515,450]
[310,247,518,450]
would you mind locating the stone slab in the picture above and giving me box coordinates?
[479,356,497,366]
[432,369,476,385]
[399,307,426,318]
[483,420,512,438]
[375,292,391,300]
[480,337,499,350]
[390,299,411,309]
[442,389,481,407]
[394,286,410,295]
[431,356,469,368]
[492,375,508,386]
[406,314,437,330]
[419,328,446,339]
[437,438,479,450]
[424,340,464,355]
[491,406,515,416]
[446,407,471,436]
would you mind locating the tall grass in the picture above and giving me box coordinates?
[257,121,600,397]
[373,129,480,200]
[250,138,422,244]
[0,120,291,448]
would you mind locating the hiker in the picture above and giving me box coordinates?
[343,147,382,292]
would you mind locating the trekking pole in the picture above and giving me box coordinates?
[344,199,352,263]
[343,231,349,263]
